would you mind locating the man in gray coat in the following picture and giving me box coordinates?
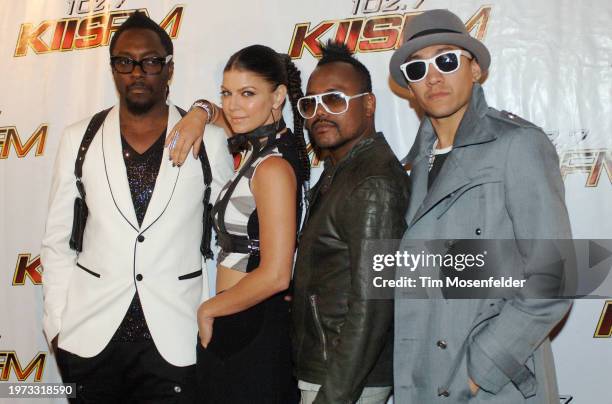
[388,9,572,403]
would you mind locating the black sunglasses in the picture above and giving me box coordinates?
[110,55,173,75]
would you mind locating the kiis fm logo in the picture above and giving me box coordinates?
[594,300,612,338]
[0,351,46,381]
[288,3,491,59]
[0,124,47,159]
[12,254,42,286]
[560,149,612,187]
[14,3,184,57]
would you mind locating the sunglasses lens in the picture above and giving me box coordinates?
[404,61,427,81]
[321,92,348,114]
[435,52,459,73]
[297,97,317,118]
[141,58,165,74]
[111,57,133,73]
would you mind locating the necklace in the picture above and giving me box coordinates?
[428,139,453,171]
[428,139,438,171]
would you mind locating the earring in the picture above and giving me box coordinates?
[271,109,282,132]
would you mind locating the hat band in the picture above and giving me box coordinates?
[409,28,463,41]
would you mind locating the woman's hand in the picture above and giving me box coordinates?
[166,107,209,166]
[197,304,214,348]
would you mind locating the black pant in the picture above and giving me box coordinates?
[196,292,298,403]
[56,339,196,404]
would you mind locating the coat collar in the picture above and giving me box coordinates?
[324,131,385,171]
[404,84,496,227]
[402,83,494,166]
[102,102,182,232]
[309,132,386,207]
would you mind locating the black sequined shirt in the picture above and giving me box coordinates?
[112,130,165,342]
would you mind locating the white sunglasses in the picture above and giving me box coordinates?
[399,50,472,83]
[297,91,369,119]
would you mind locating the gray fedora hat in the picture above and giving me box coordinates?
[389,9,490,88]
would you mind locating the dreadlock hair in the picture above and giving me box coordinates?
[224,45,311,182]
[109,11,173,56]
[317,40,372,93]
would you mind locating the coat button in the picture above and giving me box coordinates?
[437,388,450,397]
[475,228,482,235]
[137,235,145,242]
[436,340,447,349]
[136,274,143,281]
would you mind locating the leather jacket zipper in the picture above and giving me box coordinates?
[309,294,328,361]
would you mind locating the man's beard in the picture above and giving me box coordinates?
[123,81,163,115]
[125,96,156,115]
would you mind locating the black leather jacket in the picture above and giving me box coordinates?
[292,132,411,403]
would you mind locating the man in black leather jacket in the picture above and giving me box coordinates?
[292,41,411,404]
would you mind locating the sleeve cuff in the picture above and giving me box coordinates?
[467,339,509,394]
[43,315,60,346]
[468,333,538,398]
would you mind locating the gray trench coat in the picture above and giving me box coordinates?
[394,84,572,404]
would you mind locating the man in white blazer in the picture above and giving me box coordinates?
[41,12,233,403]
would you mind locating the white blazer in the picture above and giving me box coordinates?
[41,104,234,367]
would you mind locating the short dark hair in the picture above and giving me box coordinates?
[109,11,173,56]
[317,40,372,92]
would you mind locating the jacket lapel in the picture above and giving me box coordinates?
[404,153,428,225]
[102,106,139,231]
[140,104,181,231]
[403,116,435,226]
[407,84,495,228]
[409,154,472,227]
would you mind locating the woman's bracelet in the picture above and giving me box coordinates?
[190,99,217,124]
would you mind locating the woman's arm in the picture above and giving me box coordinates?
[198,157,297,344]
[165,101,231,165]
